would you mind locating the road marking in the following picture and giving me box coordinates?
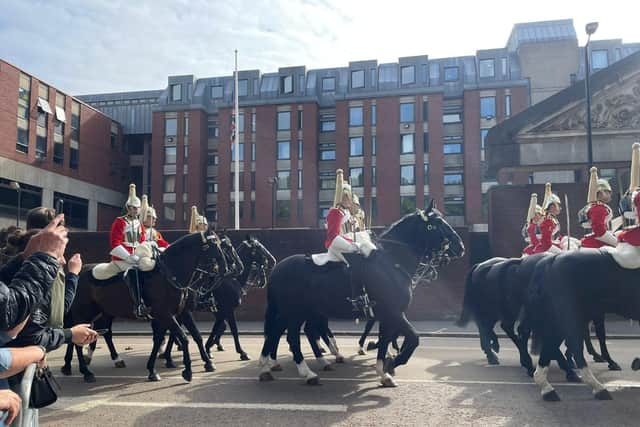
[431,328,448,334]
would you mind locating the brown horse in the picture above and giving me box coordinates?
[65,230,229,382]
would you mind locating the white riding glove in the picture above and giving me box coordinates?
[127,254,140,264]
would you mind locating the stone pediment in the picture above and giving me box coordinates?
[526,73,640,134]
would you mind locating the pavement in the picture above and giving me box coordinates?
[108,318,640,338]
[40,335,640,426]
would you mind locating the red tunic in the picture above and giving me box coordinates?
[581,203,613,248]
[618,226,640,246]
[325,207,352,249]
[522,222,539,255]
[110,216,146,261]
[147,228,170,248]
[533,215,562,253]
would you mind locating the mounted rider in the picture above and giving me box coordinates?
[92,183,155,319]
[617,143,640,246]
[351,194,366,232]
[324,169,376,317]
[140,195,169,251]
[579,167,617,248]
[522,193,543,256]
[189,206,209,234]
[533,183,563,254]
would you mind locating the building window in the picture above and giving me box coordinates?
[208,125,218,138]
[207,182,218,193]
[298,139,303,160]
[444,143,462,154]
[423,132,429,152]
[371,197,377,220]
[444,67,459,82]
[443,113,462,124]
[231,143,244,161]
[400,103,415,123]
[184,117,189,136]
[351,70,365,88]
[238,79,248,96]
[281,75,293,94]
[18,73,31,104]
[70,101,80,142]
[297,111,303,130]
[422,101,429,121]
[424,164,429,184]
[349,136,363,157]
[69,146,79,169]
[184,145,189,159]
[505,95,511,117]
[444,197,465,217]
[251,112,256,133]
[350,167,363,187]
[276,200,290,219]
[401,134,414,154]
[371,104,377,126]
[277,171,291,190]
[479,59,495,78]
[163,147,176,165]
[165,118,177,136]
[480,96,496,119]
[372,166,376,186]
[277,111,291,131]
[53,143,64,164]
[591,50,609,70]
[16,73,31,154]
[401,65,415,85]
[372,136,376,156]
[319,143,336,160]
[481,129,489,150]
[16,128,29,154]
[319,172,335,189]
[164,204,175,221]
[164,175,176,193]
[230,172,245,189]
[251,143,256,161]
[251,171,256,190]
[320,114,336,132]
[501,57,508,76]
[237,112,245,134]
[298,169,303,189]
[444,173,463,185]
[400,196,416,215]
[277,141,290,159]
[171,84,181,101]
[322,77,335,92]
[53,192,88,229]
[349,106,363,126]
[400,165,415,185]
[211,85,223,99]
[207,153,218,165]
[36,134,47,158]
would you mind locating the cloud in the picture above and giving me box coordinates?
[0,0,637,95]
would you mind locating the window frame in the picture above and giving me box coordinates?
[401,65,416,85]
[351,70,365,89]
[400,165,415,185]
[277,141,290,160]
[444,67,459,82]
[478,59,496,78]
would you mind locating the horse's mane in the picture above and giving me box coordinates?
[162,232,201,257]
[377,211,418,240]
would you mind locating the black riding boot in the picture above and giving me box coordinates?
[346,265,374,320]
[125,268,150,319]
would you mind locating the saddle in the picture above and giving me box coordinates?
[601,243,640,269]
[88,269,154,288]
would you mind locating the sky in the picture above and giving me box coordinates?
[0,0,638,95]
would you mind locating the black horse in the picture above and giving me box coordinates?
[527,248,639,401]
[162,236,276,364]
[258,205,464,387]
[64,231,228,382]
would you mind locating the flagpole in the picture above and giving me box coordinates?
[234,50,240,230]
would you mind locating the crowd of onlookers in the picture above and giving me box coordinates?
[0,208,99,426]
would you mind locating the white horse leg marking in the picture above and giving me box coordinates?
[376,360,385,377]
[316,357,331,367]
[296,360,318,381]
[259,355,271,375]
[327,337,345,361]
[84,346,95,361]
[533,365,555,395]
[579,367,606,394]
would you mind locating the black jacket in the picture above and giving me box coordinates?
[0,252,59,331]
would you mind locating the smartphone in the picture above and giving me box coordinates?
[55,199,64,215]
[94,329,109,335]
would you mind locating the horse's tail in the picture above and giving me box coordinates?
[456,265,477,327]
[263,290,278,337]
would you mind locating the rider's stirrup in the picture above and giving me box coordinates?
[135,303,152,320]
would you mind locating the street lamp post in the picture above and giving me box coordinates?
[267,177,279,229]
[585,21,599,170]
[9,181,21,228]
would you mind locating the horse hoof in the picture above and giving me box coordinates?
[319,346,327,354]
[542,390,560,402]
[366,342,377,351]
[182,370,193,382]
[83,374,96,383]
[158,353,167,360]
[83,356,92,366]
[204,363,216,372]
[259,371,274,382]
[60,366,72,376]
[566,371,582,383]
[491,341,500,353]
[148,373,161,382]
[608,362,622,371]
[240,353,251,361]
[322,364,334,372]
[566,360,577,370]
[380,374,398,388]
[165,361,177,369]
[270,364,283,372]
[527,367,535,378]
[383,358,396,376]
[487,354,500,365]
[216,345,225,352]
[595,389,613,400]
[306,376,320,385]
[592,355,606,363]
[335,356,345,364]
[114,360,126,369]
[357,349,366,356]
[632,358,640,371]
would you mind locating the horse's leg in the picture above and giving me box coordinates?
[226,310,249,361]
[478,320,499,365]
[102,320,126,368]
[146,320,166,381]
[359,318,376,354]
[75,344,96,383]
[385,315,419,375]
[167,316,192,382]
[323,323,345,364]
[592,316,620,371]
[61,342,74,376]
[516,319,535,376]
[288,319,319,385]
[583,321,604,363]
[162,333,177,368]
[501,319,533,375]
[303,321,333,372]
[205,315,224,353]
[533,337,561,401]
[568,334,612,400]
[182,311,216,372]
[375,320,399,387]
[83,339,97,365]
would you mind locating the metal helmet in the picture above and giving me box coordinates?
[526,193,540,223]
[140,195,150,220]
[629,142,640,192]
[145,206,158,220]
[125,183,141,208]
[542,182,561,211]
[333,169,353,208]
[587,167,612,203]
[189,206,200,234]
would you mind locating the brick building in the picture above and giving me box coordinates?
[78,19,639,231]
[0,59,127,230]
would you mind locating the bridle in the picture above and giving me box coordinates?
[239,240,273,289]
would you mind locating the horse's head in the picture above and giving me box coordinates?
[219,234,244,277]
[420,199,465,261]
[237,235,277,289]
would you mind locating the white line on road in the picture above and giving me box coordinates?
[431,328,448,334]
